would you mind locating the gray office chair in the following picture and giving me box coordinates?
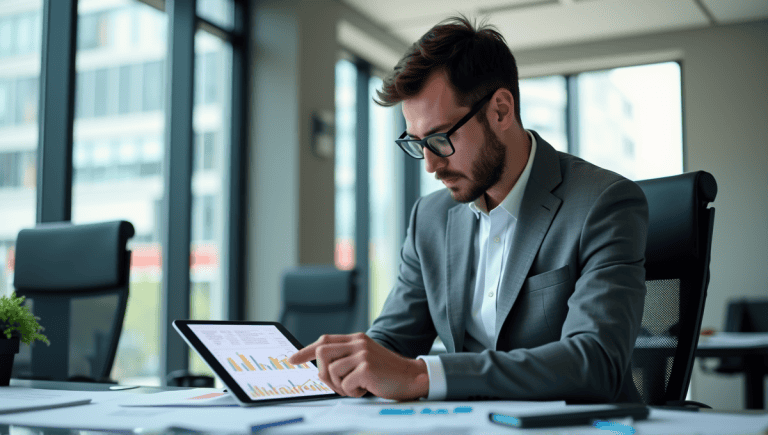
[631,171,717,406]
[279,266,359,347]
[12,220,135,382]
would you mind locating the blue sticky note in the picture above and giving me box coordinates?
[593,420,636,434]
[380,408,415,415]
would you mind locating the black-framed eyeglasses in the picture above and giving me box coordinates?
[395,91,496,159]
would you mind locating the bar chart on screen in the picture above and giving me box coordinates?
[247,378,332,398]
[187,323,333,400]
[226,353,311,372]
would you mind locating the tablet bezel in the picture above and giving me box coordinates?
[172,320,339,406]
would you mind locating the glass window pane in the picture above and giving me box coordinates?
[419,160,444,197]
[519,75,568,152]
[368,76,401,322]
[189,30,232,379]
[334,59,356,270]
[0,0,41,299]
[576,62,683,180]
[196,0,234,30]
[72,0,167,386]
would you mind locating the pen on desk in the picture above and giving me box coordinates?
[251,416,304,432]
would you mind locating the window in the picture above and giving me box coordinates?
[334,59,357,271]
[573,62,683,180]
[189,28,234,379]
[0,1,41,299]
[142,60,164,112]
[0,79,12,126]
[16,0,245,385]
[368,75,402,321]
[334,57,404,323]
[519,76,567,152]
[73,0,168,386]
[197,0,234,30]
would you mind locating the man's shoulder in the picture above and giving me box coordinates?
[552,149,640,200]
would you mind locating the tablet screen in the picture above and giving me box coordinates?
[180,322,335,403]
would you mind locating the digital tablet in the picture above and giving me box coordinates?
[173,320,339,407]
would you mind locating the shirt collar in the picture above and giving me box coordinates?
[469,130,537,218]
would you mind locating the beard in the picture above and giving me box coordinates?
[435,117,506,204]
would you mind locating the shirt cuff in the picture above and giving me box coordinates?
[416,355,447,400]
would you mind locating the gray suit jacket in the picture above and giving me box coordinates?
[367,131,648,403]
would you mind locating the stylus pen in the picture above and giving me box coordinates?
[251,416,304,432]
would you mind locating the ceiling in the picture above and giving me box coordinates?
[341,0,768,51]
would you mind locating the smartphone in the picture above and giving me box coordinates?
[489,404,649,429]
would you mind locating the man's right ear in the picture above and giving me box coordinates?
[489,88,516,131]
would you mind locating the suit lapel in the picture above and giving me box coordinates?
[494,133,564,344]
[445,203,477,353]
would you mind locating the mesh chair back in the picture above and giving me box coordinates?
[12,220,135,382]
[279,266,359,347]
[632,171,717,405]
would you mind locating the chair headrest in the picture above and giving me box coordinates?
[282,266,356,308]
[14,220,135,292]
[636,171,717,277]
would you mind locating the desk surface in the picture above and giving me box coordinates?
[2,379,767,435]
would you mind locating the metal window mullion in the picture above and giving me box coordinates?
[161,0,196,382]
[37,0,77,224]
[354,61,370,329]
[565,74,580,156]
[225,0,248,321]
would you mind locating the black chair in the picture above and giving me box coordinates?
[631,171,717,406]
[12,220,135,382]
[279,266,360,347]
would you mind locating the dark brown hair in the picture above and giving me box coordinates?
[375,16,521,123]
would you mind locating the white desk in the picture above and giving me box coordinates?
[2,379,767,434]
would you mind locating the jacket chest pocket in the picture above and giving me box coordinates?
[503,265,572,347]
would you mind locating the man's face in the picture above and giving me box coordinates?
[402,73,506,203]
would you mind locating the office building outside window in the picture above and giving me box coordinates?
[189,29,233,378]
[72,0,168,386]
[0,0,42,298]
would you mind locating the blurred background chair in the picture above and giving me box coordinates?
[630,170,717,406]
[280,265,360,347]
[12,220,134,382]
[702,298,768,408]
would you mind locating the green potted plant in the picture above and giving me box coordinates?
[0,292,49,386]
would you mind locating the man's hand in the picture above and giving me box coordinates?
[288,332,429,401]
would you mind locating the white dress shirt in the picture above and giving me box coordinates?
[417,131,537,400]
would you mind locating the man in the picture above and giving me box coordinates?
[289,16,647,403]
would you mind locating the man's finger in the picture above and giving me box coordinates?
[315,344,354,394]
[339,364,369,398]
[289,334,355,364]
[328,354,358,390]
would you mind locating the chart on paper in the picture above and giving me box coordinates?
[188,324,332,400]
